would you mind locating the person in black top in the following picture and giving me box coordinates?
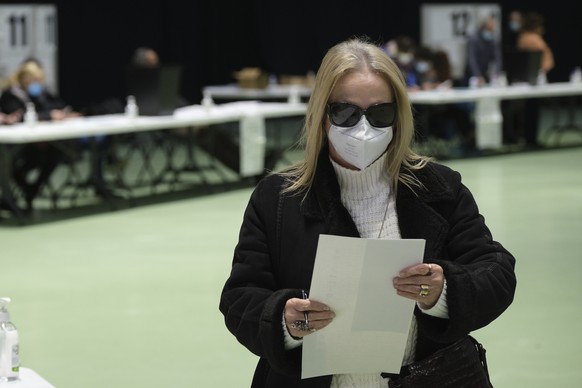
[465,16,502,86]
[0,60,82,210]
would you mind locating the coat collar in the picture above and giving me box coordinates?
[300,146,456,255]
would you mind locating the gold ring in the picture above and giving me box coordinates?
[419,284,430,297]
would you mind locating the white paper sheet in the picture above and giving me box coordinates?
[302,234,426,379]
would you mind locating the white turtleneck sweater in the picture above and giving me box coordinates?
[283,152,449,388]
[330,152,413,388]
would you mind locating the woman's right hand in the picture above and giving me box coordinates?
[284,297,335,339]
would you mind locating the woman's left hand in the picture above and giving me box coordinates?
[393,262,444,309]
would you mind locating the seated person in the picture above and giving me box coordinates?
[390,36,421,90]
[132,46,160,69]
[411,49,474,152]
[0,60,82,210]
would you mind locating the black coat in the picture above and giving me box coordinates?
[219,150,516,388]
[0,86,66,122]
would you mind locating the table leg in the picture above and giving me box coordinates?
[0,144,25,221]
[475,97,503,150]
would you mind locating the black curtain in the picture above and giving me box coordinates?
[49,0,582,109]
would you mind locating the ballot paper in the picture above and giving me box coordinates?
[302,234,426,379]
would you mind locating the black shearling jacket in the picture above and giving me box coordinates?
[219,149,516,388]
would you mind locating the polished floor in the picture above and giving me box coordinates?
[1,146,581,388]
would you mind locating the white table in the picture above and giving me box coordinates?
[0,101,307,175]
[408,82,582,149]
[0,101,307,220]
[203,81,582,150]
[202,84,312,102]
[0,368,55,388]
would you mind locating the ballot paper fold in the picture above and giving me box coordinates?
[302,234,426,379]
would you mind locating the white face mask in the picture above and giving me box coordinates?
[328,116,393,170]
[398,53,413,65]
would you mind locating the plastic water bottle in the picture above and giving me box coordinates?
[201,91,214,109]
[125,95,138,119]
[24,102,37,126]
[536,70,547,86]
[495,72,508,87]
[287,85,301,104]
[0,298,20,382]
[570,67,582,83]
[469,76,480,89]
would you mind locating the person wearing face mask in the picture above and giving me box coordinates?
[0,59,82,210]
[391,35,421,90]
[465,16,502,86]
[220,38,516,388]
[503,10,523,49]
[0,59,81,122]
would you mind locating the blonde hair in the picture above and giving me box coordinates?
[280,37,431,196]
[2,60,46,89]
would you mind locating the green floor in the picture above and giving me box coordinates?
[1,147,581,387]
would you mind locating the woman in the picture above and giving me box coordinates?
[0,60,82,209]
[219,38,516,387]
[516,12,553,146]
[517,12,554,74]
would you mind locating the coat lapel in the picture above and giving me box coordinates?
[396,165,455,260]
[300,148,455,254]
[301,149,360,238]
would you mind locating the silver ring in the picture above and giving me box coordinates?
[425,264,433,276]
[291,320,311,331]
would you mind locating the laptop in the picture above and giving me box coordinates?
[125,65,182,115]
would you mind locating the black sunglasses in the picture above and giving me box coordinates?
[327,102,397,128]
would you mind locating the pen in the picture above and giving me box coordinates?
[301,289,309,326]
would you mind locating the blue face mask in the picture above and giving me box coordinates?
[509,21,521,32]
[27,82,44,97]
[481,30,494,41]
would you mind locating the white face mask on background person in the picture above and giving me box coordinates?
[398,53,413,65]
[328,116,393,170]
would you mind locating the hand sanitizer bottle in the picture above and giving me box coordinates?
[125,95,138,119]
[24,102,37,126]
[0,298,20,382]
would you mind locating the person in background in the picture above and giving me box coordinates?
[518,12,554,147]
[504,10,523,49]
[412,48,474,153]
[132,46,160,68]
[413,47,454,91]
[465,16,502,86]
[219,37,516,388]
[0,59,81,122]
[413,46,438,90]
[392,36,420,90]
[0,60,82,210]
[0,111,22,125]
[517,12,554,74]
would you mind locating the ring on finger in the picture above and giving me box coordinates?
[425,263,433,276]
[291,320,311,331]
[419,284,430,297]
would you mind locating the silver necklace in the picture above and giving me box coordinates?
[377,195,391,239]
